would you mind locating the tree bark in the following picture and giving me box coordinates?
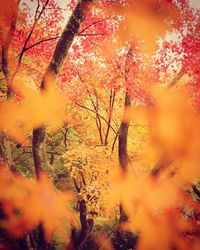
[69,178,95,249]
[118,46,133,172]
[118,92,131,222]
[105,89,115,146]
[32,127,46,179]
[118,46,134,222]
[118,92,131,172]
[32,0,94,179]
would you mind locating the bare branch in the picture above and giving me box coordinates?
[17,36,60,56]
[78,33,106,36]
[73,178,80,192]
[80,172,86,186]
[18,0,50,66]
[75,102,118,134]
[111,129,119,154]
[35,0,40,20]
[78,19,106,34]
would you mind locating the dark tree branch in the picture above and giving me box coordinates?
[118,46,133,173]
[104,89,115,145]
[73,177,80,192]
[111,129,119,154]
[78,33,106,36]
[17,36,60,57]
[18,0,50,66]
[80,172,87,186]
[75,102,118,134]
[78,19,106,34]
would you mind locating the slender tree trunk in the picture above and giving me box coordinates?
[77,199,88,245]
[32,127,46,179]
[118,91,131,223]
[118,92,131,172]
[105,89,115,146]
[69,178,95,250]
[118,46,133,173]
[114,45,139,250]
[118,46,134,222]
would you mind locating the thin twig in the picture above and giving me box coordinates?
[78,19,106,34]
[17,36,60,57]
[78,33,106,36]
[75,102,117,134]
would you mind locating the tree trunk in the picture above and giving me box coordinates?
[118,46,133,172]
[118,46,134,221]
[69,178,95,249]
[77,199,88,246]
[118,92,131,172]
[32,127,46,179]
[118,92,131,223]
